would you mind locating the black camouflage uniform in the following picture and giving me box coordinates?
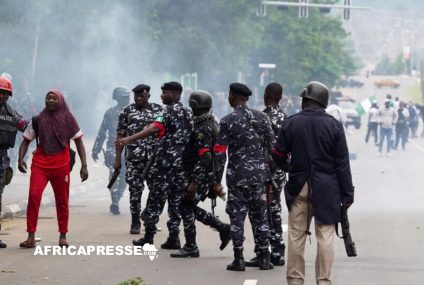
[0,77,27,248]
[92,87,130,215]
[116,85,162,232]
[215,83,275,271]
[170,90,230,258]
[262,105,287,261]
[137,82,192,248]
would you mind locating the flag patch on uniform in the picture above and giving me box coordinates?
[154,116,164,122]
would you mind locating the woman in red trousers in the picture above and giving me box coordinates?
[18,89,88,248]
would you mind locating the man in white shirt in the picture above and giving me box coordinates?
[365,101,379,145]
[377,100,397,156]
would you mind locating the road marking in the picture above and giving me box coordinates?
[243,280,258,285]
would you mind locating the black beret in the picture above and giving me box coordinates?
[229,83,252,97]
[161,81,183,92]
[132,84,150,94]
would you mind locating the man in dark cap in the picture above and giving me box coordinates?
[272,81,354,285]
[113,84,162,234]
[116,81,192,249]
[213,83,275,271]
[92,87,130,216]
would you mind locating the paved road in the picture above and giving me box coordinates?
[1,86,424,284]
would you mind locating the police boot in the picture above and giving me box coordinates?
[258,248,274,270]
[226,247,245,271]
[130,213,141,235]
[132,231,154,246]
[0,240,6,248]
[210,218,231,250]
[170,233,199,258]
[270,243,285,266]
[161,232,181,249]
[245,245,260,267]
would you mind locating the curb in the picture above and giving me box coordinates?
[1,178,107,219]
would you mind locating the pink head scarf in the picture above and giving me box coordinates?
[38,89,80,154]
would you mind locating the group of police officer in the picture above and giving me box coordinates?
[92,80,289,271]
[1,75,353,284]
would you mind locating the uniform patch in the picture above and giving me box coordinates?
[154,115,164,123]
[197,132,204,140]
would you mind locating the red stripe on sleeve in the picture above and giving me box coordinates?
[272,148,286,158]
[213,144,227,153]
[198,148,210,156]
[153,122,166,138]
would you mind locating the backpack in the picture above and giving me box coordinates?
[32,115,76,172]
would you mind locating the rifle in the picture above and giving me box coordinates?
[337,205,357,257]
[107,168,120,189]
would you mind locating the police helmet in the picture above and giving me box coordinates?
[112,87,131,100]
[189,90,212,110]
[300,81,329,108]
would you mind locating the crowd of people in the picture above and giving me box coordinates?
[0,74,355,285]
[364,94,423,156]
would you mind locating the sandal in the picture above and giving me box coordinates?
[59,239,69,248]
[19,239,36,248]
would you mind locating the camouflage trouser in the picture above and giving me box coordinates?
[143,168,186,235]
[226,184,270,249]
[249,187,285,255]
[125,160,146,215]
[181,183,215,237]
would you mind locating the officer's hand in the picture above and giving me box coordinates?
[113,160,121,171]
[92,152,98,162]
[18,160,27,173]
[115,137,130,148]
[80,165,89,182]
[266,183,273,204]
[213,183,226,201]
[185,182,198,200]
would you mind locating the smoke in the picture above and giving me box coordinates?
[0,0,167,135]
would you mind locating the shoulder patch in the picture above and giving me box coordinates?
[197,132,204,140]
[154,115,164,122]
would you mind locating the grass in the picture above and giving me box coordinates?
[117,277,150,285]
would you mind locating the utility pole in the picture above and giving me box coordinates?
[260,0,371,20]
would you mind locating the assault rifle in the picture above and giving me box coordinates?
[337,205,357,257]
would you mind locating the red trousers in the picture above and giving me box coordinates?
[26,165,70,233]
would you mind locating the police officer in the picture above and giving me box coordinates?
[114,84,162,234]
[92,87,130,215]
[213,83,275,271]
[0,76,27,248]
[170,90,230,258]
[116,82,192,249]
[246,82,287,267]
[272,82,354,285]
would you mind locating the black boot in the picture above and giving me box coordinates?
[270,244,285,266]
[130,213,141,235]
[170,233,199,258]
[0,240,6,248]
[258,248,274,270]
[210,218,231,251]
[132,231,154,246]
[161,233,181,249]
[245,255,260,267]
[227,247,245,271]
